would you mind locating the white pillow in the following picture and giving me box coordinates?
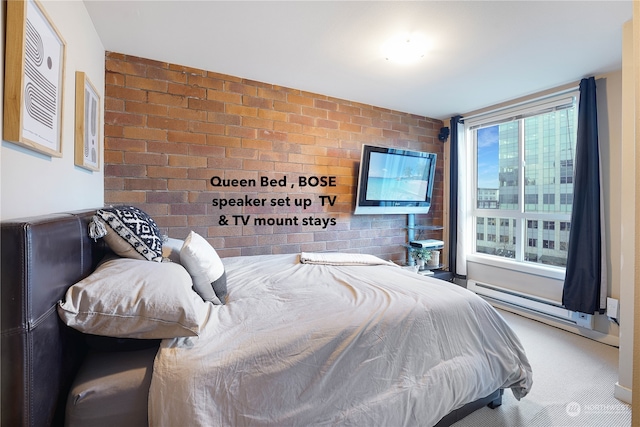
[180,231,227,305]
[58,257,211,339]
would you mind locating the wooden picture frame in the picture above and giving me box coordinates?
[74,72,100,171]
[3,0,66,157]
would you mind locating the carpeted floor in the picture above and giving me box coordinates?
[452,309,631,427]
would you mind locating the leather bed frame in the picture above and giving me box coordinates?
[0,209,501,426]
[1,210,107,426]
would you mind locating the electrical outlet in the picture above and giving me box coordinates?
[607,297,619,319]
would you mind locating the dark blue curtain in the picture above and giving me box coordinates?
[448,115,462,275]
[562,77,603,314]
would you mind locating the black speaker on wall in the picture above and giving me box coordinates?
[438,127,450,142]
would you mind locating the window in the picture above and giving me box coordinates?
[560,160,573,184]
[560,193,573,205]
[469,91,578,269]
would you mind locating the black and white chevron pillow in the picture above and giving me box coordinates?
[95,206,163,262]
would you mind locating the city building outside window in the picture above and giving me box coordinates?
[470,91,578,269]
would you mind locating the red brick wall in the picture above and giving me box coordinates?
[104,52,444,262]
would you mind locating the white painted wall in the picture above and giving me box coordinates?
[616,18,635,405]
[1,0,105,220]
[598,70,623,340]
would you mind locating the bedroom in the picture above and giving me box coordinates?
[0,0,638,425]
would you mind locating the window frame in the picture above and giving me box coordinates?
[464,90,579,281]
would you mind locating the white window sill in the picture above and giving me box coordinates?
[466,253,566,281]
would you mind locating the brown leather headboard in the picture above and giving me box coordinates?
[1,209,107,427]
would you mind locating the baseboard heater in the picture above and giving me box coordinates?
[467,280,594,330]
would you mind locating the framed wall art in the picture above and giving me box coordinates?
[74,72,100,171]
[3,0,66,157]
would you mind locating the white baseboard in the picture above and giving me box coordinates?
[468,280,619,347]
[614,382,632,404]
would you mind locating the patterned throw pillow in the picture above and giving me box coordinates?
[91,206,163,262]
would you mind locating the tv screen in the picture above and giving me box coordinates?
[354,145,437,215]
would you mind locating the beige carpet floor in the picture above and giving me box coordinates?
[452,309,631,427]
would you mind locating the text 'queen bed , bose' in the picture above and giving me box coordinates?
[1,208,532,426]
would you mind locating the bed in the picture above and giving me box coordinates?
[1,208,532,426]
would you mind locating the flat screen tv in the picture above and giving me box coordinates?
[354,144,437,215]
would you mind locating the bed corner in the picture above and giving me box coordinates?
[1,209,106,426]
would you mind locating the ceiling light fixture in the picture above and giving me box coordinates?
[381,33,429,64]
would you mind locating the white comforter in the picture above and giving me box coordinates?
[149,254,532,427]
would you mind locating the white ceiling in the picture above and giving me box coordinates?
[83,0,633,120]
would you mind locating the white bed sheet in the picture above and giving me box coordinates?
[149,253,532,427]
